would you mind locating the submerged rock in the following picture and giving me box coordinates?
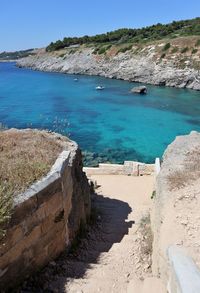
[82,148,145,167]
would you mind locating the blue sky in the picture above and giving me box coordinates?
[0,0,200,51]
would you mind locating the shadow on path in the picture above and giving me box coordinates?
[18,192,134,293]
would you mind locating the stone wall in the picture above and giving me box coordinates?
[83,161,155,176]
[0,148,90,291]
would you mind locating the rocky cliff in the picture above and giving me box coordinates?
[17,37,200,90]
[152,131,200,287]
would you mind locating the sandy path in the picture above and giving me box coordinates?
[20,175,161,293]
[65,175,154,293]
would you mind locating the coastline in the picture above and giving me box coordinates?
[16,46,200,91]
[1,61,200,168]
[0,59,17,62]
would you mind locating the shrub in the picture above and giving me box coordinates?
[162,42,171,51]
[46,18,200,52]
[97,44,112,55]
[117,45,132,54]
[151,190,156,199]
[105,44,112,50]
[160,53,166,59]
[171,47,178,53]
[181,47,189,53]
[192,48,198,54]
[195,39,200,47]
[98,47,107,54]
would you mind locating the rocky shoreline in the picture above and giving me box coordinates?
[17,44,200,91]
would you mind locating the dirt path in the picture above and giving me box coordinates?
[65,175,154,293]
[20,175,164,293]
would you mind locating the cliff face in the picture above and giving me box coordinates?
[17,37,200,90]
[152,131,200,286]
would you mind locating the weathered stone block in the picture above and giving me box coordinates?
[47,230,66,258]
[0,225,40,270]
[139,163,154,175]
[43,191,63,216]
[10,194,38,226]
[0,248,35,290]
[0,225,23,257]
[32,221,65,257]
[36,176,62,205]
[40,210,64,234]
[84,161,154,176]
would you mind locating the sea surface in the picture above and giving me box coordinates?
[0,62,200,165]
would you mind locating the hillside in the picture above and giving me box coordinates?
[16,18,200,90]
[46,17,200,51]
[17,35,200,90]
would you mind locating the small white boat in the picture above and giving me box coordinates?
[74,78,78,81]
[96,85,105,90]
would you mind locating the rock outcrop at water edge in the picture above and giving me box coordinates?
[17,41,200,91]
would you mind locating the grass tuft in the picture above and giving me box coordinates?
[162,42,171,51]
[138,214,153,264]
[181,47,189,53]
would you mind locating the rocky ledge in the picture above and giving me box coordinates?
[17,43,200,90]
[152,131,200,287]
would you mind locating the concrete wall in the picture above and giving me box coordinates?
[167,245,200,293]
[0,149,90,291]
[84,161,155,176]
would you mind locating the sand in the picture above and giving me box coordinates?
[64,175,165,292]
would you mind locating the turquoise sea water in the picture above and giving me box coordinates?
[0,62,200,165]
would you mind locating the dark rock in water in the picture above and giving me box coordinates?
[131,86,147,94]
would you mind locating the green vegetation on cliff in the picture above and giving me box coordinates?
[46,17,200,52]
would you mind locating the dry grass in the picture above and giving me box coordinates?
[167,149,200,190]
[139,214,153,257]
[0,130,63,236]
[0,183,13,237]
[135,213,153,275]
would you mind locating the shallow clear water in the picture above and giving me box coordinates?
[0,62,200,165]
